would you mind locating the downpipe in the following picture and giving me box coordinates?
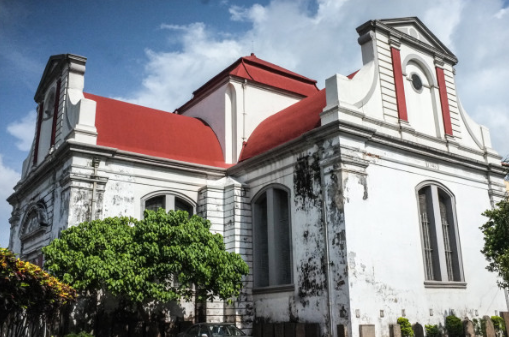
[320,163,334,337]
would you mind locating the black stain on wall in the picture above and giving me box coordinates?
[294,152,321,211]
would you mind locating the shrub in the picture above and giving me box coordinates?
[426,324,441,337]
[0,247,76,321]
[446,315,463,337]
[492,316,507,337]
[473,318,483,336]
[65,333,94,337]
[398,317,414,337]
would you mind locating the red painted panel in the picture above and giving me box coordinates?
[390,47,408,121]
[50,79,61,147]
[33,102,44,165]
[87,93,228,168]
[435,67,453,136]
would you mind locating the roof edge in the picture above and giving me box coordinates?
[356,17,458,65]
[34,54,87,102]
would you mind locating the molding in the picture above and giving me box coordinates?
[356,18,458,65]
[424,281,467,289]
[230,117,505,181]
[252,284,295,295]
[20,226,46,242]
[9,140,227,204]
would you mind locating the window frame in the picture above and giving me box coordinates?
[140,190,195,218]
[252,184,294,294]
[415,181,466,288]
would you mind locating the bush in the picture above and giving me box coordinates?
[473,318,483,336]
[492,316,507,337]
[446,315,463,337]
[65,333,94,337]
[0,248,76,321]
[426,324,441,337]
[398,317,414,337]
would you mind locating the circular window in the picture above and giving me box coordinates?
[411,74,423,91]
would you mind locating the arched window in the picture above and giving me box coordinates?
[142,192,194,217]
[253,185,292,290]
[417,183,464,285]
[20,201,49,267]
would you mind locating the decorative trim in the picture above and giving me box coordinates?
[390,47,408,121]
[253,284,294,294]
[50,79,61,147]
[33,102,44,166]
[435,67,453,136]
[424,281,467,289]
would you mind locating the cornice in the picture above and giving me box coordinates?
[356,19,458,65]
[8,141,227,204]
[228,118,505,180]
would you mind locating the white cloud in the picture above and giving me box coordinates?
[0,155,20,248]
[495,8,507,19]
[124,0,509,157]
[7,110,36,151]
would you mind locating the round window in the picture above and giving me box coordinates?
[411,74,423,91]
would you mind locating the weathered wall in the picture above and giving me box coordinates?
[233,135,352,337]
[340,135,507,337]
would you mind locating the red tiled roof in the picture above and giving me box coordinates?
[239,89,326,162]
[347,70,360,79]
[85,93,227,168]
[178,54,319,113]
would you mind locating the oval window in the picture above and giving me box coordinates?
[411,74,423,91]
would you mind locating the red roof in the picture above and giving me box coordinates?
[85,93,227,168]
[178,54,319,113]
[239,89,326,162]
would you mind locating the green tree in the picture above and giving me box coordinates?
[480,197,509,288]
[43,209,249,306]
[0,248,76,336]
[397,317,414,337]
[445,315,463,337]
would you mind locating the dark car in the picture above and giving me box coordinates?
[177,323,248,337]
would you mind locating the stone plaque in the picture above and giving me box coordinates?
[360,325,375,337]
[464,319,475,337]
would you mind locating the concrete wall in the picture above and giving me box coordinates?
[182,80,302,163]
[339,135,506,337]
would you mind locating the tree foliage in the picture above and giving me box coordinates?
[445,315,463,337]
[0,248,76,329]
[480,197,509,288]
[43,209,249,305]
[397,317,414,337]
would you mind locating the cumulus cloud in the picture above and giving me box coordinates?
[7,110,36,151]
[0,155,20,247]
[124,0,509,157]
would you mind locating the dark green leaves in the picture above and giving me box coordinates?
[43,209,249,306]
[480,197,509,288]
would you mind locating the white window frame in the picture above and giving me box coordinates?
[140,191,195,218]
[252,184,294,293]
[416,181,466,288]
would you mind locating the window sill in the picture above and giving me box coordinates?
[253,284,294,294]
[424,281,467,289]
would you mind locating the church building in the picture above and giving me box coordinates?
[8,17,508,337]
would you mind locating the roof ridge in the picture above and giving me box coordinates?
[240,59,255,81]
[241,55,317,84]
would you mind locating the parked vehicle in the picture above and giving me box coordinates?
[177,323,249,337]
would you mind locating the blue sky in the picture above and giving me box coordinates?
[1,0,508,247]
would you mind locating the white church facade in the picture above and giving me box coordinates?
[8,17,508,337]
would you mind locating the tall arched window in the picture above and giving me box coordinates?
[417,183,465,286]
[20,201,49,267]
[142,192,194,217]
[253,185,292,290]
